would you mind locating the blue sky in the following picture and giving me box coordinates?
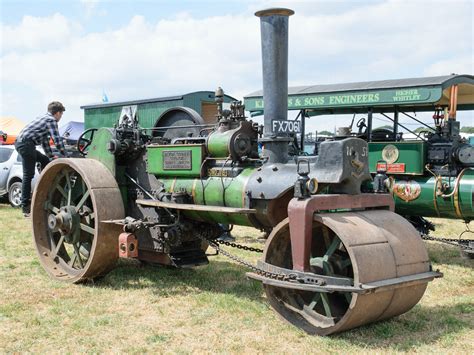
[1,0,473,132]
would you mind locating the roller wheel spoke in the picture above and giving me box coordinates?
[70,255,78,268]
[54,183,68,200]
[320,293,333,318]
[50,234,65,260]
[73,243,84,269]
[80,223,95,235]
[75,190,90,211]
[45,201,60,214]
[323,237,340,260]
[64,170,72,205]
[307,293,321,310]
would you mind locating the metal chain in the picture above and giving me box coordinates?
[421,234,474,251]
[203,233,473,282]
[215,239,264,253]
[201,236,290,281]
[216,233,473,251]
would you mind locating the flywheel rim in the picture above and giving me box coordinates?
[32,158,125,283]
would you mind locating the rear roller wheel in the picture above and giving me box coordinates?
[32,159,125,283]
[263,210,430,335]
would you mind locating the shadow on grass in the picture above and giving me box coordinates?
[96,258,265,301]
[89,255,472,350]
[426,242,474,267]
[336,301,473,350]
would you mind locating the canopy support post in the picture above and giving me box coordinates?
[367,108,373,142]
[393,108,399,140]
[300,109,306,153]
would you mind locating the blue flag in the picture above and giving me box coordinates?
[102,91,109,103]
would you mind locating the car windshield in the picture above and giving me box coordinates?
[0,147,13,163]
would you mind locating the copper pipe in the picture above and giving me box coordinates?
[448,85,458,120]
[453,85,458,119]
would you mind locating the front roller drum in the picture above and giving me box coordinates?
[32,158,125,283]
[263,210,431,335]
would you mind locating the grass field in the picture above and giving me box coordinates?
[0,202,473,353]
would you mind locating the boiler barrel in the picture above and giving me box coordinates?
[161,174,255,227]
[392,169,474,221]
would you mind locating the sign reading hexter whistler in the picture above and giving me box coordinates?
[272,120,301,134]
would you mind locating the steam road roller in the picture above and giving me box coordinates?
[31,8,442,335]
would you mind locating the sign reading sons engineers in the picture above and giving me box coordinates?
[245,87,440,112]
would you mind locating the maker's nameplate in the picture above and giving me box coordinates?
[163,150,192,170]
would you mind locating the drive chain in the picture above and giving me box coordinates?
[421,234,474,251]
[201,236,293,282]
[215,239,264,253]
[203,233,473,282]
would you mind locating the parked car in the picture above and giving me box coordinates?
[0,145,42,207]
[0,144,80,207]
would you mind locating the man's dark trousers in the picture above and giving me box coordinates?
[14,139,50,211]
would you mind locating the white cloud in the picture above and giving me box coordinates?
[1,0,472,131]
[1,13,81,53]
[424,56,474,76]
[288,0,473,84]
[1,13,260,122]
[80,0,102,18]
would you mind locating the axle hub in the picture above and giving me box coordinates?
[48,206,81,243]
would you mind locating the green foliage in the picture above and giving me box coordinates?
[413,126,428,133]
[374,125,393,130]
[317,130,334,136]
[460,126,474,133]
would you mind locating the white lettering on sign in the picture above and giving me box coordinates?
[362,146,367,157]
[346,146,367,157]
[272,120,301,133]
[163,150,192,170]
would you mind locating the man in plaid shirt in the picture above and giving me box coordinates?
[15,101,68,216]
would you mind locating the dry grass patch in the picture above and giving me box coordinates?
[0,203,473,353]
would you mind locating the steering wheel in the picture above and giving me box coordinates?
[77,128,98,156]
[356,118,367,134]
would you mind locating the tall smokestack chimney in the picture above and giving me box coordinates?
[255,8,294,163]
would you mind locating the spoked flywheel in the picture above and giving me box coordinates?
[263,210,430,335]
[31,159,124,283]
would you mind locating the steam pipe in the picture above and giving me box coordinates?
[255,8,294,163]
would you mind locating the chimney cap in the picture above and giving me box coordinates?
[255,8,294,17]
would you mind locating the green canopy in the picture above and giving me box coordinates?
[244,74,474,116]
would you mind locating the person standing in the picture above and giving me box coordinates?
[15,101,68,217]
